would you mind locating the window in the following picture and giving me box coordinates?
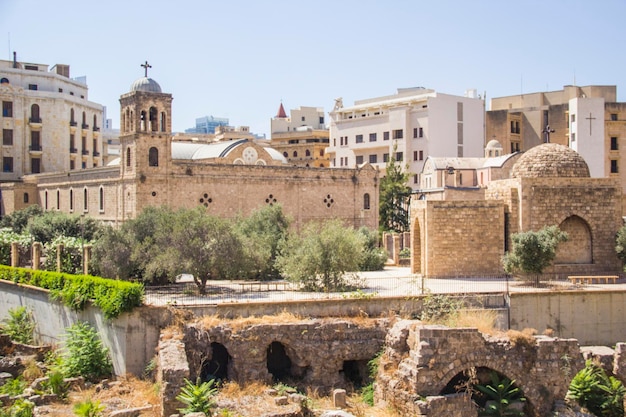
[356,155,364,164]
[2,157,12,172]
[419,127,423,138]
[611,137,619,151]
[126,148,131,167]
[571,114,576,123]
[149,147,159,166]
[369,133,377,142]
[413,128,418,138]
[69,189,74,211]
[305,149,311,157]
[457,102,463,121]
[413,151,418,161]
[363,193,370,210]
[611,114,618,121]
[396,152,403,161]
[356,134,364,143]
[28,84,38,91]
[56,190,60,210]
[319,149,324,156]
[393,129,403,139]
[293,151,298,157]
[369,154,377,164]
[333,138,336,146]
[419,150,423,161]
[83,188,88,211]
[611,159,619,173]
[301,116,305,122]
[383,131,389,141]
[70,160,75,170]
[2,129,12,146]
[383,153,389,162]
[44,191,48,210]
[31,131,41,151]
[2,101,12,117]
[23,193,28,204]
[31,158,41,174]
[99,187,104,212]
[571,133,576,142]
[319,116,324,124]
[30,104,40,122]
[414,174,418,184]
[283,151,288,157]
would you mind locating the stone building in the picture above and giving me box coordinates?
[0,71,379,230]
[0,56,104,179]
[270,104,330,167]
[411,143,623,277]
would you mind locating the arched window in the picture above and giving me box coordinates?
[56,190,60,210]
[69,189,74,211]
[293,151,298,158]
[23,193,29,203]
[149,107,158,131]
[70,108,75,125]
[83,188,88,211]
[0,78,8,84]
[30,104,40,122]
[44,191,48,210]
[160,112,166,132]
[320,149,324,156]
[99,187,104,211]
[283,152,288,158]
[364,193,371,210]
[82,111,87,127]
[126,148,132,167]
[149,147,159,167]
[130,110,134,131]
[93,114,98,130]
[124,108,130,132]
[140,110,147,131]
[305,149,311,157]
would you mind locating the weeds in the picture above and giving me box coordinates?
[0,306,35,344]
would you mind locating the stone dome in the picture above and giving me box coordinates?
[130,77,162,93]
[486,139,503,150]
[511,143,590,178]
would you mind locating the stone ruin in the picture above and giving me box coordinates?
[156,317,626,417]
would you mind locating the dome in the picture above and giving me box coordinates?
[130,77,162,93]
[486,139,503,150]
[511,143,590,178]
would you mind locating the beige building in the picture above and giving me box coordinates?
[0,72,378,231]
[412,143,622,277]
[487,85,626,207]
[270,104,330,167]
[0,56,104,179]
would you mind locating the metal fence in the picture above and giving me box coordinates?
[143,270,626,306]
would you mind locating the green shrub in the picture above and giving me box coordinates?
[361,351,382,406]
[42,370,69,398]
[8,398,34,417]
[0,306,35,344]
[475,372,525,416]
[176,378,218,416]
[567,360,625,417]
[0,266,143,319]
[0,377,26,396]
[420,294,462,322]
[59,322,112,382]
[73,398,105,417]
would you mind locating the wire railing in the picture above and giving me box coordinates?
[143,269,626,306]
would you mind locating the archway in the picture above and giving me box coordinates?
[200,342,230,382]
[441,366,530,415]
[555,215,592,264]
[266,341,292,382]
[341,359,370,389]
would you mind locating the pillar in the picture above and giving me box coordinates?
[56,244,64,273]
[32,242,41,270]
[10,242,19,267]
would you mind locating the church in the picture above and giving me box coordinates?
[411,143,623,277]
[0,71,379,231]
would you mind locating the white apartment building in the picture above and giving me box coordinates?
[0,56,104,180]
[327,87,485,189]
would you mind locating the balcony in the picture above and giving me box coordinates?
[81,123,89,129]
[82,149,89,155]
[29,144,43,153]
[70,147,78,154]
[93,126,100,132]
[93,151,100,157]
[70,121,77,127]
[29,117,42,124]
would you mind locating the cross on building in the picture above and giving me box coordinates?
[586,112,596,135]
[542,124,555,143]
[141,61,152,77]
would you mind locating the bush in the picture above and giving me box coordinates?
[58,322,112,382]
[73,399,105,417]
[0,266,144,319]
[176,378,218,416]
[420,294,462,322]
[0,306,35,344]
[567,360,625,417]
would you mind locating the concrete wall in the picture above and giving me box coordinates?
[509,291,626,346]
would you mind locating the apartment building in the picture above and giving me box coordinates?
[0,56,104,180]
[327,87,485,189]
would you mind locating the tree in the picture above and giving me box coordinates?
[276,219,365,291]
[90,225,137,280]
[236,204,290,280]
[0,205,43,233]
[379,147,411,233]
[357,227,387,271]
[615,224,626,268]
[27,211,101,244]
[502,225,568,280]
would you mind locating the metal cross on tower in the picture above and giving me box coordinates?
[542,124,555,143]
[585,112,596,135]
[141,61,152,77]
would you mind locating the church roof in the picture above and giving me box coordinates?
[130,77,162,93]
[511,143,590,178]
[481,152,519,168]
[171,139,250,160]
[428,157,485,170]
[276,102,287,118]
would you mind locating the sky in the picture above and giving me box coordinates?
[2,0,626,137]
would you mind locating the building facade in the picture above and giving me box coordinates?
[184,115,229,134]
[327,88,485,190]
[270,104,330,167]
[0,57,104,180]
[0,72,378,231]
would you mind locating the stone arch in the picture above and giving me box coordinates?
[555,215,592,264]
[30,104,40,121]
[200,342,231,382]
[266,341,292,382]
[149,147,159,167]
[341,359,370,389]
[411,218,422,274]
[440,366,530,415]
[149,106,158,131]
[140,110,147,131]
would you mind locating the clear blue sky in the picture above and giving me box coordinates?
[2,0,625,137]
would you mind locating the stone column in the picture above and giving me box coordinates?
[393,234,401,266]
[32,242,41,270]
[83,245,92,276]
[56,244,64,273]
[10,242,19,267]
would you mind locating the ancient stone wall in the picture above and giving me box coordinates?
[376,321,585,417]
